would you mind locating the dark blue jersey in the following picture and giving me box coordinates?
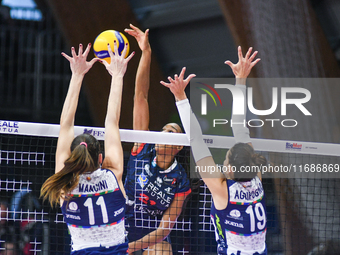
[61,168,128,253]
[124,143,191,242]
[125,143,191,219]
[210,176,267,255]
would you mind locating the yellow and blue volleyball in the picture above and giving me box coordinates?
[93,30,130,63]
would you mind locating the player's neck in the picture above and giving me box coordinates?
[156,154,175,170]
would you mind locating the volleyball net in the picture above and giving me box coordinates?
[0,120,339,254]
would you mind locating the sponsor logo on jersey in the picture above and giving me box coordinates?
[68,202,78,212]
[152,157,157,167]
[164,187,174,195]
[78,180,108,193]
[136,205,164,216]
[230,209,241,218]
[66,214,81,220]
[156,177,163,187]
[172,178,177,185]
[163,176,177,187]
[114,207,124,217]
[225,219,244,228]
[144,182,172,205]
[228,209,242,220]
[144,164,153,176]
[138,173,148,188]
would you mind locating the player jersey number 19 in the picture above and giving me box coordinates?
[245,203,266,232]
[84,196,108,225]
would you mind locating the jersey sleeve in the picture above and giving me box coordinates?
[126,143,153,185]
[131,143,146,156]
[125,143,155,215]
[131,143,154,156]
[174,169,191,197]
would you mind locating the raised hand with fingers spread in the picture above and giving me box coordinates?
[225,46,260,80]
[160,67,196,101]
[124,24,150,52]
[61,43,100,76]
[101,41,135,77]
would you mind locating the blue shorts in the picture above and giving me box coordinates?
[71,242,129,255]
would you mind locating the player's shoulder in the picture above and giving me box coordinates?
[131,143,154,157]
[173,162,188,177]
[97,168,117,181]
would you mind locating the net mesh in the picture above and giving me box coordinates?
[1,121,340,254]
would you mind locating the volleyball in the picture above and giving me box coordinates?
[93,30,130,63]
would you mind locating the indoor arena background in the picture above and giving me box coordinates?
[1,1,340,254]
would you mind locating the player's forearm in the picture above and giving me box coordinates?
[135,49,151,99]
[104,75,124,174]
[106,76,124,127]
[59,74,84,126]
[133,49,151,131]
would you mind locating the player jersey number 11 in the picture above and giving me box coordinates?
[84,196,108,225]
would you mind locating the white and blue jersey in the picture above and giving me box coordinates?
[124,143,191,241]
[210,176,267,255]
[61,168,128,254]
